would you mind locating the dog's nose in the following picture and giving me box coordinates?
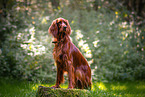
[64,26,67,29]
[63,26,67,31]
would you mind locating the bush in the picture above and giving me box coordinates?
[0,0,144,82]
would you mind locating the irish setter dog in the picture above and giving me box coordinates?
[48,18,91,89]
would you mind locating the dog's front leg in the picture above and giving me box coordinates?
[52,62,64,88]
[67,61,75,89]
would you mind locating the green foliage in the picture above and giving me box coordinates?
[0,9,55,81]
[0,0,145,82]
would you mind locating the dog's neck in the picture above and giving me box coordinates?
[52,38,64,44]
[52,36,70,46]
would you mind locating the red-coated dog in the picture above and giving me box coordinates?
[48,18,91,89]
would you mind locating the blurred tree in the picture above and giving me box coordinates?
[123,0,145,18]
[0,0,16,47]
[0,0,6,17]
[93,0,99,11]
[50,0,60,9]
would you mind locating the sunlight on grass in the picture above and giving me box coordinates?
[111,85,127,90]
[136,85,145,89]
[60,84,68,89]
[32,83,50,91]
[113,94,122,97]
[31,83,68,91]
[125,94,143,97]
[98,82,107,90]
[92,82,107,91]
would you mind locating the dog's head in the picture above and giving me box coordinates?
[49,18,71,39]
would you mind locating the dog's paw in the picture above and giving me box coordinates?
[51,85,60,89]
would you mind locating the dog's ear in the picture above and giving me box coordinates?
[48,20,58,38]
[66,20,71,36]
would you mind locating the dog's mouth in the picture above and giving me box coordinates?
[52,37,58,43]
[60,28,66,33]
[63,27,67,31]
[52,37,65,44]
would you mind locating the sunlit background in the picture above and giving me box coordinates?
[0,0,145,96]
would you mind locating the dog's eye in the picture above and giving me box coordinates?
[64,22,67,25]
[58,21,61,24]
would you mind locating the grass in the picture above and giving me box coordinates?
[91,81,145,97]
[0,78,145,97]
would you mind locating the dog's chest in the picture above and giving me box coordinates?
[53,47,64,62]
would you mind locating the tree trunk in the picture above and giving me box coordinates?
[50,0,60,9]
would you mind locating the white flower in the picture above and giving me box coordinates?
[29,27,35,34]
[85,53,92,58]
[93,40,100,47]
[21,44,27,49]
[78,40,85,47]
[76,30,83,39]
[88,59,94,65]
[110,21,114,25]
[28,52,33,56]
[45,16,50,20]
[17,33,22,39]
[96,31,100,34]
